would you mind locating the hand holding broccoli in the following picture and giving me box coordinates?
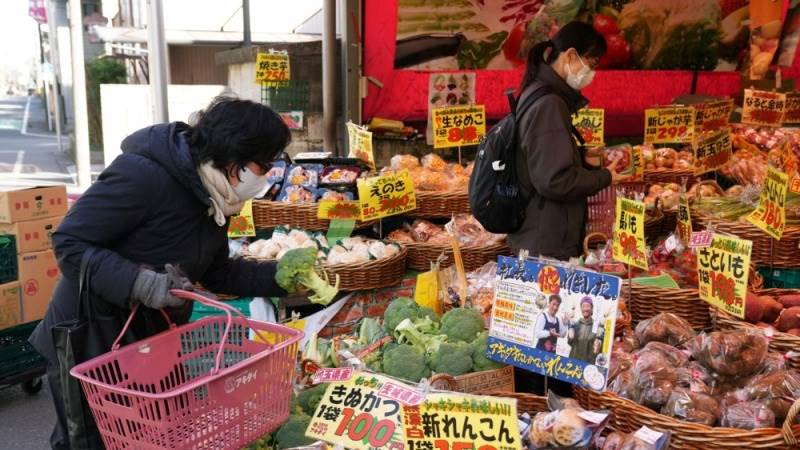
[276,248,340,305]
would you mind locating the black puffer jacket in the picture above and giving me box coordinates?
[30,122,285,363]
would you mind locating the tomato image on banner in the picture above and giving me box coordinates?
[537,266,561,295]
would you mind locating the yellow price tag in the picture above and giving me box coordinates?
[643,106,696,144]
[677,194,692,244]
[613,197,648,270]
[227,199,256,238]
[695,99,733,132]
[693,129,732,175]
[747,167,789,240]
[255,52,290,86]
[742,89,786,127]
[432,104,486,149]
[346,122,375,169]
[697,234,752,319]
[791,176,800,194]
[572,108,604,147]
[317,199,361,220]
[357,170,416,221]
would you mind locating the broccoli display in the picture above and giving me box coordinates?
[382,343,431,382]
[440,307,484,343]
[295,383,327,416]
[429,341,474,376]
[383,297,423,334]
[275,414,315,449]
[276,247,340,305]
[471,331,504,372]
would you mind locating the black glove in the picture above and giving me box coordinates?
[130,264,193,309]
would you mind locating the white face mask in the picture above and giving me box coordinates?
[232,166,270,200]
[565,54,595,91]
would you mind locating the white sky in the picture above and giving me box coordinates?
[0,0,41,85]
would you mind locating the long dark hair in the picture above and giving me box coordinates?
[520,21,606,91]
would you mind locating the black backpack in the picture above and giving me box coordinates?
[469,86,553,234]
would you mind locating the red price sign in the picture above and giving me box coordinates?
[644,106,696,144]
[696,234,752,319]
[742,89,786,127]
[432,105,486,149]
[747,167,789,240]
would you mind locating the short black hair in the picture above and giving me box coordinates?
[549,295,562,306]
[186,96,290,173]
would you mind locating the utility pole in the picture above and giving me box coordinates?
[242,0,251,47]
[322,0,336,154]
[68,0,91,188]
[147,0,169,123]
[46,0,63,152]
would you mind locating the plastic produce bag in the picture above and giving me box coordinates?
[662,388,720,426]
[634,312,696,348]
[691,329,769,377]
[520,392,609,450]
[598,426,671,450]
[721,401,776,430]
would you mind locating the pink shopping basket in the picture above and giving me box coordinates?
[70,290,303,450]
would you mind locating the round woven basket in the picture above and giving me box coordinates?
[574,387,800,450]
[482,391,548,414]
[693,213,800,268]
[251,200,376,231]
[407,190,470,218]
[644,168,694,185]
[404,241,510,272]
[713,288,800,369]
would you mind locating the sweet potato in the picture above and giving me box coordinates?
[745,292,765,323]
[778,294,800,309]
[761,296,784,324]
[775,306,800,333]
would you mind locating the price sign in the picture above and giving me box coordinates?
[255,51,290,87]
[783,92,800,125]
[346,122,375,169]
[742,89,786,127]
[693,128,732,175]
[572,108,605,147]
[318,199,361,220]
[613,197,649,270]
[306,372,407,450]
[644,106,696,144]
[357,170,417,221]
[689,231,714,248]
[697,234,752,319]
[432,105,486,149]
[677,195,692,244]
[695,99,734,132]
[227,199,256,238]
[747,167,789,239]
[401,393,520,450]
[791,176,800,194]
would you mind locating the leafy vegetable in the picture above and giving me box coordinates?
[383,343,431,382]
[276,247,340,305]
[471,331,505,372]
[395,317,446,357]
[357,317,385,347]
[429,341,474,376]
[440,307,485,343]
[275,415,315,449]
[295,384,328,416]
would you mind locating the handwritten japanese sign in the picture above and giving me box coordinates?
[644,106,696,145]
[783,92,800,125]
[432,105,486,149]
[693,129,732,175]
[306,372,407,450]
[346,122,375,169]
[401,393,520,450]
[747,167,789,240]
[697,234,752,319]
[255,51,290,87]
[792,176,800,194]
[227,199,256,238]
[742,89,786,127]
[317,199,361,220]
[487,257,620,391]
[613,197,649,270]
[695,99,733,132]
[689,231,714,249]
[572,108,604,147]
[677,194,692,244]
[357,170,417,221]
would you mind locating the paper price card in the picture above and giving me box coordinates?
[697,234,752,319]
[357,170,416,221]
[317,199,361,220]
[643,106,696,145]
[432,105,486,149]
[306,372,409,450]
[783,92,800,125]
[613,197,649,270]
[572,108,604,147]
[693,129,732,175]
[255,51,290,86]
[401,393,520,450]
[346,122,375,169]
[695,99,734,132]
[747,167,789,240]
[677,195,692,244]
[792,176,800,194]
[487,256,621,391]
[227,199,256,238]
[742,89,786,127]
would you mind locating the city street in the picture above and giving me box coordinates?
[0,379,55,449]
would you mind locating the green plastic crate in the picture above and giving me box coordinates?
[758,267,800,289]
[0,321,45,382]
[0,234,18,285]
[190,298,252,322]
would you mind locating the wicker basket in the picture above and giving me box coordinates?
[694,213,800,268]
[404,241,510,272]
[482,391,548,414]
[251,200,375,231]
[644,168,694,185]
[713,288,800,369]
[406,190,470,218]
[574,387,800,450]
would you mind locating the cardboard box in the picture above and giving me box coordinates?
[0,186,68,223]
[0,215,62,253]
[0,281,21,329]
[18,250,60,322]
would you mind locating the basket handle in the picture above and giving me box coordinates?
[782,396,800,446]
[583,232,609,257]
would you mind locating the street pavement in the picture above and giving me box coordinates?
[0,379,55,449]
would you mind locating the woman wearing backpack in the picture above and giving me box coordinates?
[510,21,630,261]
